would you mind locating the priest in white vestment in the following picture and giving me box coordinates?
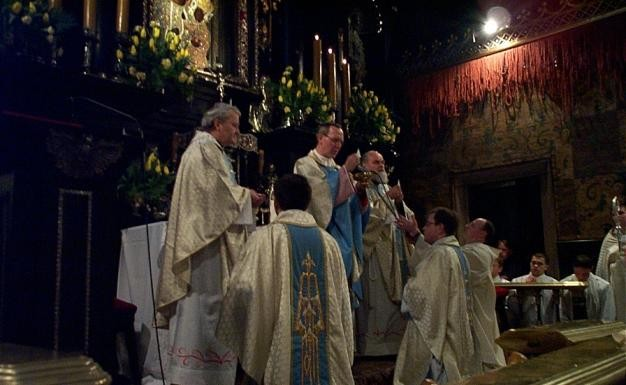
[155,103,265,385]
[394,207,477,385]
[595,205,626,322]
[561,255,615,322]
[294,123,369,306]
[461,218,506,370]
[596,205,626,281]
[357,150,415,356]
[510,253,558,326]
[217,174,355,385]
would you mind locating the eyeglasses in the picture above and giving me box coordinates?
[323,134,344,145]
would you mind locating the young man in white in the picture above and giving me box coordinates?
[511,253,558,326]
[561,255,615,322]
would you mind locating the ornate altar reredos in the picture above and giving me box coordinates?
[150,0,257,87]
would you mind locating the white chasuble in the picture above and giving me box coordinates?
[217,210,354,385]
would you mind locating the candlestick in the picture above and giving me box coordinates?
[312,35,322,89]
[327,48,337,107]
[83,0,97,32]
[342,59,351,115]
[49,0,62,8]
[115,0,129,34]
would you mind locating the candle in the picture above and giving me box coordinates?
[115,0,129,34]
[49,0,62,9]
[341,59,351,116]
[312,35,322,89]
[327,48,337,107]
[83,0,97,32]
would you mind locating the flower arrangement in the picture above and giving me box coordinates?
[345,84,400,144]
[117,21,195,99]
[117,148,176,218]
[271,65,333,128]
[0,0,74,60]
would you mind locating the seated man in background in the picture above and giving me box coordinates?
[561,255,615,322]
[510,253,558,326]
[217,174,355,385]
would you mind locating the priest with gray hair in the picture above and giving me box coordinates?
[156,102,266,385]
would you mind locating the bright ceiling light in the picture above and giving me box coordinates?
[483,19,498,35]
[483,6,511,35]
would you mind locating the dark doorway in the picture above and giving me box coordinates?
[467,175,545,279]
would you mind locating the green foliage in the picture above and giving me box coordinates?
[345,84,400,144]
[117,149,175,211]
[118,21,195,99]
[0,0,75,60]
[269,65,333,129]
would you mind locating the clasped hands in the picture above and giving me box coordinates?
[250,189,267,208]
[395,215,419,237]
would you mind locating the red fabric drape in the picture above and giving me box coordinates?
[407,13,626,133]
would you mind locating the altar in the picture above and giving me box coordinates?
[116,221,169,383]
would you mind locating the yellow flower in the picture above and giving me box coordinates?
[169,42,176,51]
[116,49,124,60]
[284,106,291,113]
[132,35,139,45]
[305,106,313,114]
[128,66,136,76]
[136,71,146,81]
[145,152,158,171]
[130,45,137,56]
[46,26,54,34]
[287,79,293,88]
[153,26,160,38]
[28,1,35,14]
[321,105,328,111]
[297,72,304,82]
[278,95,283,103]
[10,1,22,14]
[21,15,32,25]
[161,58,172,70]
[149,20,157,28]
[149,38,155,49]
[281,76,286,84]
[42,12,49,24]
[296,90,301,98]
[178,72,188,83]
[140,28,147,38]
[163,165,170,175]
[396,126,401,134]
[349,107,355,114]
[186,75,194,84]
[155,164,162,174]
